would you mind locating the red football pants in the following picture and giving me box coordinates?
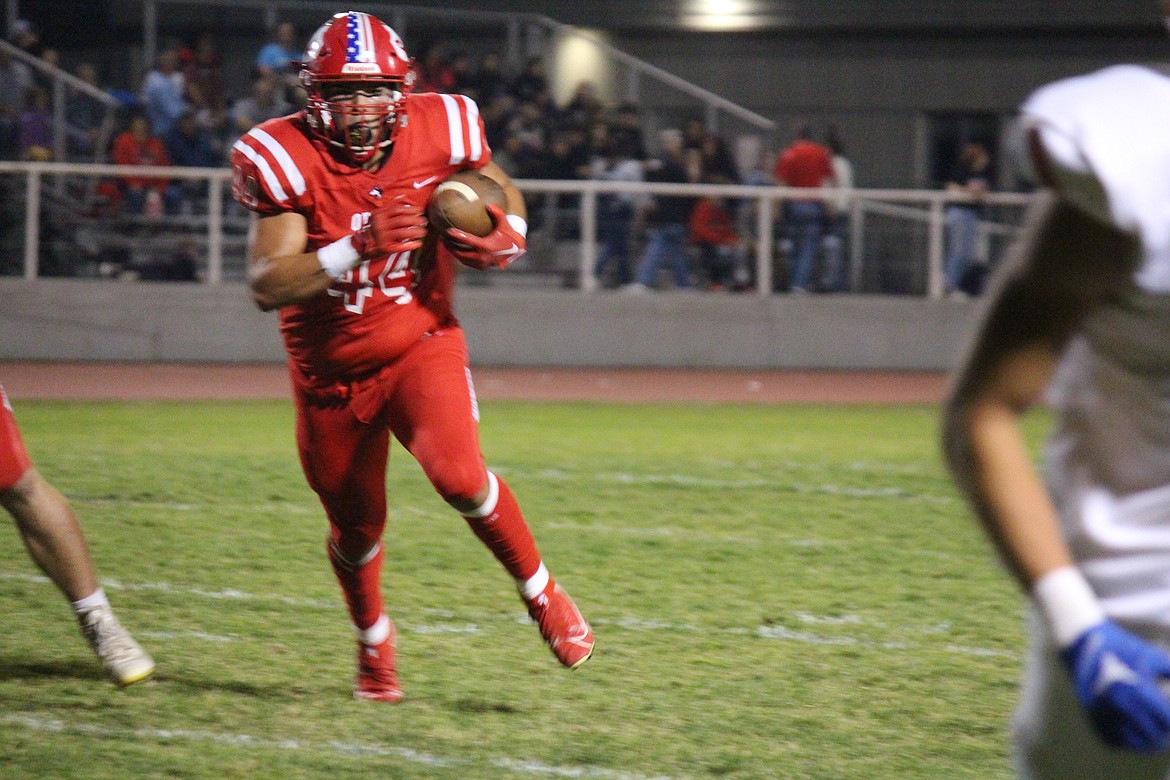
[0,384,33,493]
[293,327,489,559]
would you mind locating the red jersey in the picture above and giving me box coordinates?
[774,140,832,189]
[112,131,171,190]
[689,199,739,246]
[230,92,491,381]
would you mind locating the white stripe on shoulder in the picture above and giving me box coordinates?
[231,139,289,203]
[440,93,466,165]
[460,95,484,162]
[245,127,306,196]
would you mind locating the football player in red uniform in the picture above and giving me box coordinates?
[0,382,154,686]
[230,11,594,702]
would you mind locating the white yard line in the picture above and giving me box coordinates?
[541,522,760,545]
[0,571,1017,660]
[136,631,239,643]
[0,713,677,779]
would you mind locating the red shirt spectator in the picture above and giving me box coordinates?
[775,138,833,189]
[112,114,171,192]
[689,197,740,246]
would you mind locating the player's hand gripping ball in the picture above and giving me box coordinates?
[427,171,507,239]
[427,171,525,269]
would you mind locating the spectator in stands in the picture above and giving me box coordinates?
[8,19,41,59]
[479,92,516,153]
[510,56,548,103]
[775,121,834,293]
[255,22,300,103]
[529,87,563,134]
[592,135,645,288]
[31,47,63,95]
[184,32,227,134]
[255,21,299,79]
[682,117,707,155]
[943,140,992,297]
[699,131,738,184]
[496,131,546,181]
[38,47,60,71]
[690,182,752,292]
[416,45,457,93]
[66,63,107,159]
[821,125,854,293]
[141,46,188,138]
[610,102,648,163]
[230,74,292,136]
[542,125,591,202]
[464,51,507,104]
[626,129,698,292]
[17,86,53,161]
[512,98,550,153]
[562,81,604,131]
[585,119,612,162]
[164,109,219,211]
[0,48,33,160]
[448,50,475,95]
[112,112,178,216]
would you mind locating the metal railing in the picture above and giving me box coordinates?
[0,160,1036,297]
[0,39,123,164]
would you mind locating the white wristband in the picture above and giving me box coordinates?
[316,235,361,278]
[1032,566,1106,647]
[505,214,528,238]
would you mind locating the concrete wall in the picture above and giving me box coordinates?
[0,279,980,371]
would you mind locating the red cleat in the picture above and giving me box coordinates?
[526,581,595,669]
[354,621,404,703]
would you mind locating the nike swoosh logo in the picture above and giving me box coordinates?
[412,176,439,189]
[491,243,521,256]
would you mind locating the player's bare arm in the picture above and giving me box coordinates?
[247,198,427,311]
[246,212,328,311]
[942,194,1139,589]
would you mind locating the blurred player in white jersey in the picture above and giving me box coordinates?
[943,5,1170,776]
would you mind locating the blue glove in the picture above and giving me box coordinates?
[1061,620,1170,753]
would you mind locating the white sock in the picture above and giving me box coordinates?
[357,613,391,645]
[518,563,550,601]
[71,587,110,614]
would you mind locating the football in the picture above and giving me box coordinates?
[427,171,507,238]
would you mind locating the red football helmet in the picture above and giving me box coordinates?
[300,11,415,163]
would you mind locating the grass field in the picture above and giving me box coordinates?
[0,399,1047,779]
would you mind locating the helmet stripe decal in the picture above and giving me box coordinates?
[245,128,306,196]
[440,94,466,165]
[360,13,376,62]
[345,11,369,63]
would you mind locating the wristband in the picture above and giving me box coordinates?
[316,235,361,278]
[1032,565,1106,647]
[505,214,528,238]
